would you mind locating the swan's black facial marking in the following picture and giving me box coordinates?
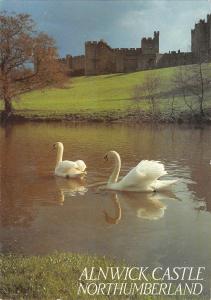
[52,144,56,150]
[104,154,108,161]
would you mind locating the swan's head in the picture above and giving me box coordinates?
[104,150,120,162]
[52,142,63,150]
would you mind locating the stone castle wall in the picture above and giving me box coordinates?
[65,54,85,76]
[63,14,209,76]
[156,51,196,68]
[84,32,159,75]
[113,48,141,73]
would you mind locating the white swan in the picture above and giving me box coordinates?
[104,150,177,192]
[53,142,86,178]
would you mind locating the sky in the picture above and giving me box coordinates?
[1,0,211,57]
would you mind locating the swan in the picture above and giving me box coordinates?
[104,151,177,192]
[53,142,86,178]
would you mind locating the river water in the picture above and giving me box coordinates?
[0,122,211,293]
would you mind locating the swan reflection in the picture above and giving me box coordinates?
[103,191,177,224]
[56,177,88,204]
[103,193,122,224]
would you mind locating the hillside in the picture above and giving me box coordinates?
[13,67,176,115]
[2,65,211,120]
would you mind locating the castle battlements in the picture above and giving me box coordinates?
[142,38,152,42]
[67,55,84,59]
[113,48,141,51]
[85,41,98,45]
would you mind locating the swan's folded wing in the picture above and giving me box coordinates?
[136,160,167,180]
[75,160,87,172]
[119,160,167,191]
[56,160,78,175]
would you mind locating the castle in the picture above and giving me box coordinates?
[62,13,211,76]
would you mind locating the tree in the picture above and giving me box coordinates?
[134,73,161,117]
[186,62,210,117]
[172,66,194,115]
[172,54,211,117]
[0,12,66,119]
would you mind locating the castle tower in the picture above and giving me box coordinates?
[65,55,72,68]
[191,15,211,60]
[85,41,98,75]
[153,31,159,53]
[141,31,159,55]
[207,14,211,57]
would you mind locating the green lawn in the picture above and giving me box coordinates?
[12,66,179,116]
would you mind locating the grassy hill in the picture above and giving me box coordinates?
[2,65,211,120]
[11,67,177,116]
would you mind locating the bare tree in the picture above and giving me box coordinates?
[0,12,66,119]
[172,66,194,114]
[133,73,161,117]
[168,93,177,118]
[172,56,211,117]
[186,62,210,117]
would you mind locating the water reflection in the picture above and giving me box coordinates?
[102,191,180,224]
[103,193,122,224]
[122,191,168,220]
[55,177,88,203]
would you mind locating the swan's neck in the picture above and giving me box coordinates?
[56,144,63,167]
[108,153,121,184]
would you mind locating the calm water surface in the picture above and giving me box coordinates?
[0,123,211,292]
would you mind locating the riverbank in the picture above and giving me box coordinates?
[1,108,211,124]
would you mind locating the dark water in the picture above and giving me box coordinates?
[0,123,211,293]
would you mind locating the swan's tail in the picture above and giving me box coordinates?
[152,179,178,191]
